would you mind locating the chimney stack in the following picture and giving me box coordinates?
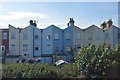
[101,21,107,29]
[101,19,113,30]
[107,19,113,27]
[67,18,75,27]
[29,20,37,27]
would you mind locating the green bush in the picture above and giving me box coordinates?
[2,44,120,78]
[2,63,81,78]
[74,44,120,78]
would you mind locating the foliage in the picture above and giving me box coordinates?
[74,44,120,78]
[2,44,120,78]
[2,63,81,78]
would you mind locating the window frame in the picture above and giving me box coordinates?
[46,35,50,40]
[2,32,7,40]
[54,33,59,40]
[65,33,71,40]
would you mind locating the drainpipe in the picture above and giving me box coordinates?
[41,30,43,56]
[19,29,20,56]
[113,26,115,47]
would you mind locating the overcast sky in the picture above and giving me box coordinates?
[0,1,119,29]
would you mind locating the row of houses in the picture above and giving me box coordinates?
[0,18,120,64]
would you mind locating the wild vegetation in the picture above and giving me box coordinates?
[2,44,120,78]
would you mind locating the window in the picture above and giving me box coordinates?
[89,43,91,46]
[96,33,100,40]
[11,44,15,51]
[11,33,15,39]
[65,33,70,39]
[66,45,71,52]
[77,44,81,49]
[77,33,80,39]
[46,44,50,51]
[35,46,39,51]
[23,44,28,51]
[47,35,50,40]
[88,32,92,40]
[117,32,120,39]
[1,46,5,52]
[35,35,38,39]
[23,32,28,40]
[105,33,110,40]
[2,32,7,39]
[54,33,59,39]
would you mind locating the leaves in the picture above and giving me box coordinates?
[74,43,120,78]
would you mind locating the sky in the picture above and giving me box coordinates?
[0,2,119,29]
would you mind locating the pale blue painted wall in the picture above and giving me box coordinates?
[63,26,74,62]
[41,25,63,63]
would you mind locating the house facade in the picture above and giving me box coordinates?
[83,25,104,46]
[41,25,63,63]
[2,18,120,64]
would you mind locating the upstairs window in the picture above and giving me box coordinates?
[35,45,39,51]
[65,33,70,40]
[47,35,50,40]
[54,33,59,40]
[23,44,28,51]
[88,32,92,40]
[77,33,80,40]
[105,33,110,40]
[2,32,7,39]
[11,33,15,39]
[23,32,28,40]
[46,44,51,51]
[117,32,120,39]
[11,44,15,51]
[96,33,100,40]
[77,44,81,49]
[35,35,38,39]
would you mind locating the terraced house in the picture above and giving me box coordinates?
[1,18,120,64]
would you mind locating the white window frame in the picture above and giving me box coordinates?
[47,35,50,40]
[2,32,7,39]
[1,45,5,52]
